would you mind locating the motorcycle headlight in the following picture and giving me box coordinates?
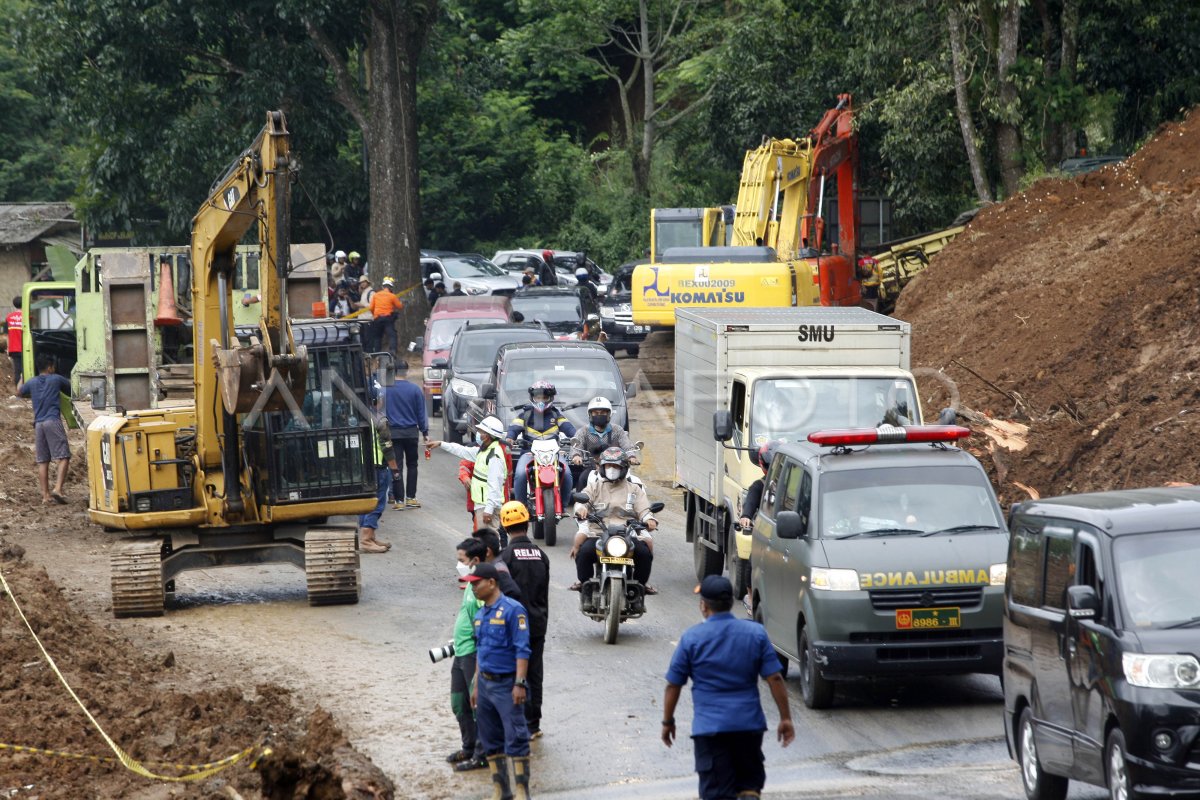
[989,563,1007,586]
[600,306,616,319]
[466,285,488,295]
[448,378,478,398]
[1124,654,1200,689]
[424,367,445,382]
[810,567,860,592]
[605,537,629,558]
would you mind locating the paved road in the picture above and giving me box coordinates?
[18,373,1108,799]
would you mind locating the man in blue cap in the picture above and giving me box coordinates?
[661,575,794,800]
[465,561,533,800]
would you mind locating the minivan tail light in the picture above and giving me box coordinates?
[807,425,972,447]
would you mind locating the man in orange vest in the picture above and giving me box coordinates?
[368,277,404,355]
[4,296,22,390]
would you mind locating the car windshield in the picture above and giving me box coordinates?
[427,318,470,351]
[453,331,548,371]
[440,256,506,278]
[511,295,582,325]
[816,466,1001,538]
[655,219,702,259]
[1114,532,1200,628]
[750,377,920,445]
[498,354,622,407]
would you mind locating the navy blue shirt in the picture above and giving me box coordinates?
[473,593,532,674]
[665,612,782,736]
[384,379,428,438]
[19,373,70,425]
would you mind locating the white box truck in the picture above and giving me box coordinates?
[675,307,925,595]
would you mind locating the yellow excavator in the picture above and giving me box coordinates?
[632,95,862,385]
[87,111,382,617]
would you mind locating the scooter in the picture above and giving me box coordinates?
[574,492,666,645]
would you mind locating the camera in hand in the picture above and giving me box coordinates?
[429,641,455,663]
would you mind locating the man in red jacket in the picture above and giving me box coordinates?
[4,296,22,390]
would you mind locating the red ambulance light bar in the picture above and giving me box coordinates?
[807,425,972,447]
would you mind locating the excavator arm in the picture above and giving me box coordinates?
[190,110,305,517]
[800,94,857,260]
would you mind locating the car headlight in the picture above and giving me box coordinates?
[600,306,616,319]
[466,285,488,295]
[605,537,629,557]
[989,563,1007,586]
[1123,653,1200,689]
[810,567,860,591]
[448,378,478,398]
[424,367,445,382]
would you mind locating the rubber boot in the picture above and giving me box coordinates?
[511,755,532,800]
[487,755,513,800]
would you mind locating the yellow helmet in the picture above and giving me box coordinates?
[500,500,530,528]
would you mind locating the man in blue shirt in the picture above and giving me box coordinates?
[662,575,794,800]
[18,353,72,505]
[383,361,428,508]
[465,561,533,800]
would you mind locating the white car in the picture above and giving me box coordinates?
[492,249,611,286]
[421,254,520,296]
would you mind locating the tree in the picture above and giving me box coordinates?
[947,1,992,203]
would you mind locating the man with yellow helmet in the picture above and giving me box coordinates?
[498,500,550,741]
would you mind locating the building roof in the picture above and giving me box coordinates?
[0,203,76,246]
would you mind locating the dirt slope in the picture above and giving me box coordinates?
[897,109,1200,502]
[0,365,392,799]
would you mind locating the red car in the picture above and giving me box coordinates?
[413,295,513,416]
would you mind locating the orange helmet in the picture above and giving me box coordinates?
[501,500,530,528]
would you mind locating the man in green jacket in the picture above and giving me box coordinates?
[447,537,489,772]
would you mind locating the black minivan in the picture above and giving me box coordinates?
[1004,486,1200,800]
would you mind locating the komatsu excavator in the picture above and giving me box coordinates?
[632,95,862,385]
[86,112,381,617]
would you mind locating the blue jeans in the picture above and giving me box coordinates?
[512,452,574,509]
[358,466,390,529]
[476,672,530,757]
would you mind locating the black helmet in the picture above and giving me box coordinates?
[529,380,556,411]
[598,446,629,482]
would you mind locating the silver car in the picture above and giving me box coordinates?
[422,254,521,297]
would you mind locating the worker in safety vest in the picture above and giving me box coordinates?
[428,414,509,529]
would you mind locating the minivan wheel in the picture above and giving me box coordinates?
[799,627,834,709]
[1106,729,1137,800]
[1017,707,1068,800]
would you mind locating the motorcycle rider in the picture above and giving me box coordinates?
[508,380,576,508]
[568,447,658,594]
[569,397,635,487]
[428,414,509,529]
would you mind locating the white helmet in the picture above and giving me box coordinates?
[335,250,347,259]
[587,396,613,413]
[476,415,506,440]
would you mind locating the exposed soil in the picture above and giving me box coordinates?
[897,108,1200,503]
[0,368,393,799]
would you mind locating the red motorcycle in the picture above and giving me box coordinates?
[511,432,568,546]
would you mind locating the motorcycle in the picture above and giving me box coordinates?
[510,431,570,546]
[574,491,666,645]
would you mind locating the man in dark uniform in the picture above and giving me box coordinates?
[466,562,533,800]
[662,576,794,800]
[498,501,550,740]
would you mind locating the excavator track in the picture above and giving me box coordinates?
[305,527,361,606]
[111,538,166,618]
[636,331,676,390]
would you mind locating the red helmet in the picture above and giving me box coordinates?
[756,440,782,475]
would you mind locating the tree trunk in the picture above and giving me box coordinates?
[365,1,435,347]
[1059,0,1080,159]
[634,0,654,196]
[947,2,993,204]
[995,0,1023,197]
[1034,0,1064,166]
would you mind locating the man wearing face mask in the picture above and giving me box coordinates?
[569,396,634,487]
[509,380,576,508]
[429,415,510,529]
[447,538,489,772]
[568,447,658,594]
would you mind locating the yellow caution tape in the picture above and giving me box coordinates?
[0,567,271,781]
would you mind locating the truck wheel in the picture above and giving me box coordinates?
[693,536,722,582]
[626,346,639,357]
[733,557,751,601]
[799,626,834,709]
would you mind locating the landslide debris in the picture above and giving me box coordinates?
[898,109,1200,502]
